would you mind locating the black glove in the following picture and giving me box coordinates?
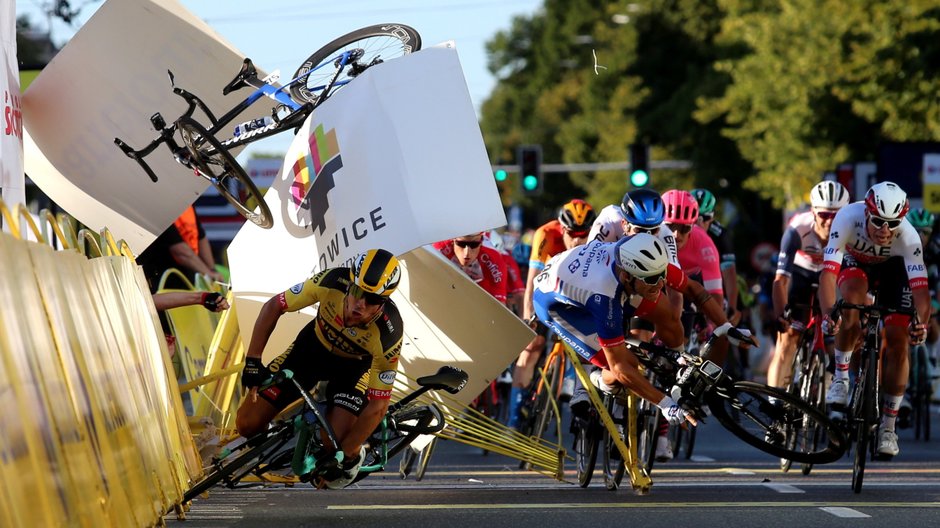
[201,292,223,311]
[242,356,266,389]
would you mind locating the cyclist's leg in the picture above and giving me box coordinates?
[876,259,915,455]
[767,273,814,392]
[826,260,868,407]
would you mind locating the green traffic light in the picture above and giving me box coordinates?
[523,174,539,191]
[630,169,649,187]
[495,169,508,182]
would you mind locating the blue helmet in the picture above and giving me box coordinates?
[620,189,665,228]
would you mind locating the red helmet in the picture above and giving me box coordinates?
[661,190,699,225]
[865,182,909,220]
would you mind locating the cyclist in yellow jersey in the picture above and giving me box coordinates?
[236,249,403,488]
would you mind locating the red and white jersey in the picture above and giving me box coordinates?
[822,202,927,289]
[433,241,509,303]
[588,204,684,289]
[678,225,723,296]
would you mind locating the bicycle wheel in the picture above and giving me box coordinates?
[384,404,445,460]
[176,116,273,229]
[683,423,697,459]
[800,352,828,475]
[852,352,876,493]
[706,381,846,464]
[414,437,437,481]
[635,399,658,473]
[913,345,931,441]
[780,343,809,473]
[179,423,294,506]
[290,24,421,105]
[576,413,599,488]
[601,396,626,491]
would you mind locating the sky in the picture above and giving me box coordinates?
[14,0,542,158]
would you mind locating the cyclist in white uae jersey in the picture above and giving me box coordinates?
[532,233,694,426]
[819,181,930,458]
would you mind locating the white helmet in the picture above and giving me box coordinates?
[810,181,849,209]
[617,232,668,278]
[865,181,909,219]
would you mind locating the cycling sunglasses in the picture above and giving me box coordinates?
[666,223,693,234]
[453,239,483,249]
[629,224,660,235]
[815,210,837,221]
[699,213,714,222]
[868,215,902,230]
[565,229,589,238]
[348,283,387,306]
[638,272,666,286]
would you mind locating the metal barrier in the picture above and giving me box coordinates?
[0,198,202,526]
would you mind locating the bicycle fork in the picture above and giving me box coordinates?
[565,346,652,493]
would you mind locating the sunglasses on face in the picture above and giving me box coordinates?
[666,223,692,234]
[629,224,660,235]
[868,215,902,230]
[348,283,387,306]
[638,272,666,286]
[815,210,837,221]
[453,239,483,249]
[565,229,589,238]
[700,213,714,222]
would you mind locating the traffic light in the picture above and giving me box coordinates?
[494,169,508,182]
[518,145,543,195]
[629,143,650,187]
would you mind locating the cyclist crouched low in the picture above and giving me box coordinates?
[237,249,403,488]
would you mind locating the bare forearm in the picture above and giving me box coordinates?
[247,297,283,359]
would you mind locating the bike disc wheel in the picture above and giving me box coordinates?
[706,381,846,464]
[176,117,273,229]
[290,24,421,105]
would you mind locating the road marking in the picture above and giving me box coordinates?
[689,455,716,462]
[329,502,940,511]
[725,468,755,475]
[763,483,804,493]
[820,507,870,518]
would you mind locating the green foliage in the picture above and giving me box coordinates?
[481,0,940,218]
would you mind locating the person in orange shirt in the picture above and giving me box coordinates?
[138,206,224,291]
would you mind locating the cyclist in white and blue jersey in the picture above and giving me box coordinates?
[532,233,695,426]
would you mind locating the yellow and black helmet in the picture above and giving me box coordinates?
[350,249,401,298]
[558,199,596,233]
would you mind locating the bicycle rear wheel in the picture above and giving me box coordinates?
[601,395,626,491]
[177,117,273,229]
[913,345,931,441]
[706,381,846,464]
[290,24,421,105]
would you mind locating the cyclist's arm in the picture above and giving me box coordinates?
[245,294,285,360]
[169,240,216,278]
[523,266,540,322]
[772,273,791,321]
[680,277,728,327]
[636,292,684,348]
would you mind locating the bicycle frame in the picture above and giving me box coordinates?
[114,49,361,183]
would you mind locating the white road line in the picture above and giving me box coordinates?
[689,455,716,462]
[820,506,870,518]
[724,469,755,475]
[763,483,804,494]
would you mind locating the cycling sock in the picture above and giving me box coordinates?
[506,386,524,429]
[657,416,669,438]
[833,349,852,380]
[881,394,902,432]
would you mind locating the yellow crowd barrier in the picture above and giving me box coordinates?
[0,199,202,527]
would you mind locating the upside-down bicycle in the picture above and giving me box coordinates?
[115,24,421,229]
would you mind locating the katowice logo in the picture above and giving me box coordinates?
[290,123,341,234]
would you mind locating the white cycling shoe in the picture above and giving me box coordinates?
[654,435,673,462]
[324,445,366,490]
[825,378,850,407]
[877,428,899,458]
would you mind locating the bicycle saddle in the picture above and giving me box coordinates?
[416,366,469,394]
[223,58,259,96]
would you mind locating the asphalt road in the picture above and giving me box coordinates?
[166,403,940,527]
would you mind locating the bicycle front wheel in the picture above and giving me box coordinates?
[176,117,273,229]
[575,415,599,488]
[290,24,421,106]
[707,381,846,465]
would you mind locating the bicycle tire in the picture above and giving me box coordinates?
[179,423,294,505]
[852,351,876,493]
[780,341,809,473]
[414,436,437,481]
[635,400,658,473]
[176,116,273,229]
[800,352,827,475]
[683,423,697,460]
[576,414,599,488]
[669,423,683,459]
[913,345,931,441]
[290,24,421,105]
[601,395,626,491]
[706,381,846,464]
